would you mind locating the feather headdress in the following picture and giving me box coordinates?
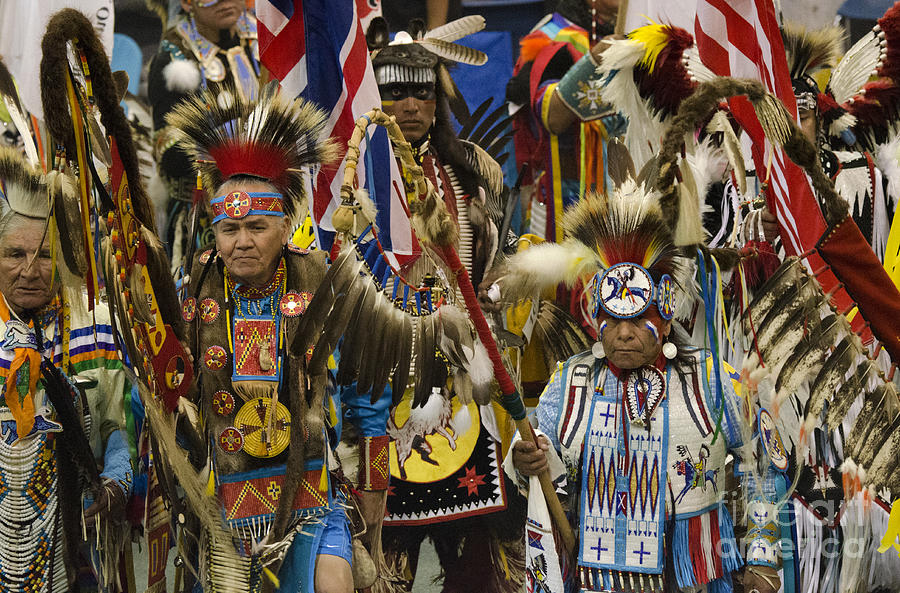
[167,82,336,223]
[781,22,844,81]
[500,179,687,322]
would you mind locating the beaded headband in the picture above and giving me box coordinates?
[211,191,285,224]
[375,64,436,86]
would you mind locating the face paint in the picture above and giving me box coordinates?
[644,320,660,343]
[378,83,437,103]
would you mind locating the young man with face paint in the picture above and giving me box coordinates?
[364,17,527,593]
[500,189,784,593]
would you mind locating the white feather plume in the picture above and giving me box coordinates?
[829,27,885,105]
[498,240,601,303]
[674,139,726,246]
[468,338,493,402]
[595,39,668,169]
[163,59,201,93]
[353,187,379,233]
[875,132,900,210]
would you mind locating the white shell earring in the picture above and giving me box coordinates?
[662,341,677,360]
[592,342,605,359]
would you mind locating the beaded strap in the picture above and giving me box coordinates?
[745,499,779,567]
[556,51,612,121]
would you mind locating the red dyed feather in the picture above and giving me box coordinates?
[208,142,291,189]
[878,2,900,79]
[849,79,900,127]
[633,26,697,118]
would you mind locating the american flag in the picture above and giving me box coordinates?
[694,0,825,257]
[694,0,860,329]
[257,0,418,264]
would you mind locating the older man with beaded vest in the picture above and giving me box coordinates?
[0,148,133,592]
[501,185,785,593]
[169,84,390,593]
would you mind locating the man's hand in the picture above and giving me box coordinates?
[760,207,780,243]
[741,565,780,593]
[477,280,503,313]
[84,481,127,525]
[512,434,551,476]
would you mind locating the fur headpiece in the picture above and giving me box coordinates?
[367,16,488,70]
[167,82,336,223]
[0,147,49,219]
[366,16,487,121]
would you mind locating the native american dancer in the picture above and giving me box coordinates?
[0,148,134,593]
[148,0,259,267]
[360,17,527,592]
[506,0,626,244]
[776,23,896,261]
[494,175,787,593]
[168,83,392,593]
[526,16,900,592]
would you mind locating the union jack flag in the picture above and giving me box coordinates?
[257,0,418,265]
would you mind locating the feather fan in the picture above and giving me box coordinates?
[828,27,884,105]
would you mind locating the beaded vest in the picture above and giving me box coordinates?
[549,351,743,593]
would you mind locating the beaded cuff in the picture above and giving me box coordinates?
[358,435,390,491]
[745,499,779,567]
[556,52,611,121]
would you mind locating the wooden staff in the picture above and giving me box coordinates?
[614,0,630,36]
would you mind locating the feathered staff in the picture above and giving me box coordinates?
[329,109,577,553]
[39,8,239,585]
[40,7,189,411]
